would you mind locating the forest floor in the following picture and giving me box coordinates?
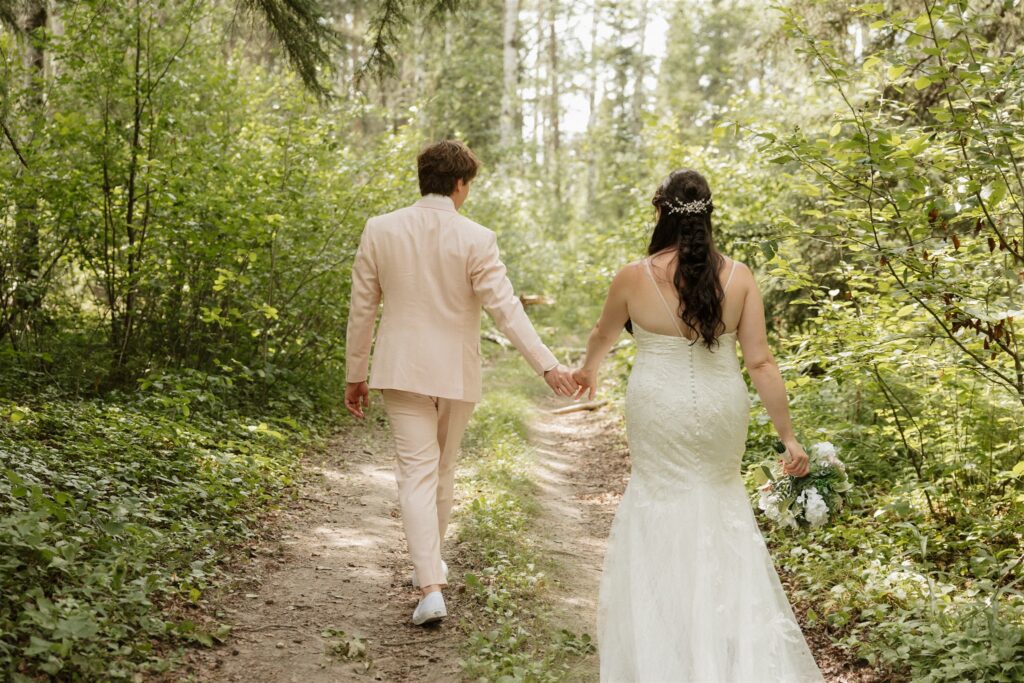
[171,391,884,682]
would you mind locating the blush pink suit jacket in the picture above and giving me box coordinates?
[345,194,558,403]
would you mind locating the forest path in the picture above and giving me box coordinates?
[173,396,625,683]
[525,400,631,681]
[175,400,626,683]
[177,415,466,682]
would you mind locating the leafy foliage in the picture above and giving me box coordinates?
[0,394,311,679]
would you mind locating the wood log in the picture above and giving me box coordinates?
[482,332,512,348]
[550,400,608,415]
[520,294,555,307]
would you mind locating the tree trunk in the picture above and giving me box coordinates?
[631,0,649,136]
[500,0,520,149]
[10,0,47,338]
[115,0,146,366]
[545,0,560,200]
[585,6,600,206]
[546,0,559,157]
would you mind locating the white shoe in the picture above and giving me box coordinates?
[412,591,447,626]
[411,560,448,588]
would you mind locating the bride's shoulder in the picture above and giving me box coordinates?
[617,259,649,280]
[723,256,751,277]
[604,260,645,293]
[722,258,755,297]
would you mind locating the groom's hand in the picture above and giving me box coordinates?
[345,381,370,419]
[544,364,579,397]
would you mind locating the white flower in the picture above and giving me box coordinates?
[811,441,835,461]
[797,487,829,528]
[811,441,835,457]
[811,441,846,472]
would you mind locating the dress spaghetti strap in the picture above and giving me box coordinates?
[644,258,688,338]
[723,258,738,293]
[644,256,739,339]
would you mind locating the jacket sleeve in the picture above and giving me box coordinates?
[345,222,382,383]
[469,231,559,376]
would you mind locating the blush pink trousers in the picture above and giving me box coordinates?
[381,389,476,588]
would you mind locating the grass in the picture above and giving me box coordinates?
[454,352,596,682]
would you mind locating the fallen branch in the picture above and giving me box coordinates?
[233,623,298,632]
[550,400,607,415]
[379,635,450,647]
[482,332,511,348]
[520,294,555,307]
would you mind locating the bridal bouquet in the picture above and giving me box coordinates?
[752,441,852,530]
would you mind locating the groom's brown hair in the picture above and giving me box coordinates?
[417,140,480,196]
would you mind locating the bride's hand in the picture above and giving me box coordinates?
[572,367,598,401]
[780,440,810,477]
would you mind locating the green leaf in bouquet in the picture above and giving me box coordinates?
[752,464,775,486]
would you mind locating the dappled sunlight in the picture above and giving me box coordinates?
[311,526,385,550]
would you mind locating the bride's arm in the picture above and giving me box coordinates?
[574,265,633,399]
[736,270,810,477]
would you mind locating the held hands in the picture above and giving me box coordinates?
[572,366,598,401]
[345,381,370,419]
[544,364,580,397]
[780,439,811,477]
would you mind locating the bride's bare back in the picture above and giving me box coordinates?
[621,250,747,340]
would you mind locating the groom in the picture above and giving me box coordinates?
[344,140,578,625]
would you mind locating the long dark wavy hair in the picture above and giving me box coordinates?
[630,169,725,349]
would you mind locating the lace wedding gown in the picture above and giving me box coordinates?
[597,259,824,682]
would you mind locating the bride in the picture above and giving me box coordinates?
[572,169,825,682]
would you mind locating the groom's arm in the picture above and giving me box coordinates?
[345,222,382,384]
[469,231,558,376]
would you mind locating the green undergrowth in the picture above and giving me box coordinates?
[455,354,596,682]
[740,388,1024,682]
[0,387,324,680]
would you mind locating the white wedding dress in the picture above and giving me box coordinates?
[597,259,824,682]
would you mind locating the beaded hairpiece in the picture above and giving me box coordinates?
[665,196,713,216]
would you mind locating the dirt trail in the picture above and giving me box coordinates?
[175,399,628,683]
[177,418,465,682]
[528,401,631,681]
[174,394,880,682]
